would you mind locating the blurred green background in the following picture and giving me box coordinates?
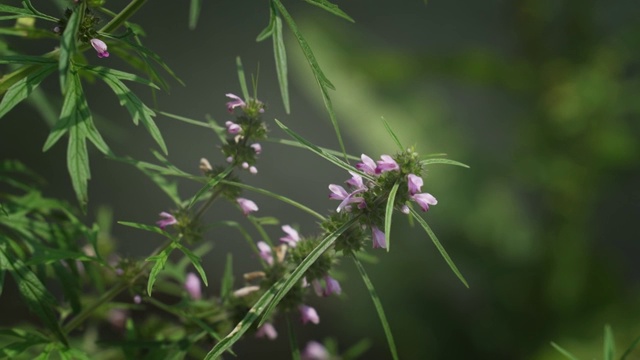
[1,0,640,359]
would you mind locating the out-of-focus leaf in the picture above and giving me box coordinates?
[220,253,234,304]
[384,182,399,252]
[604,325,615,360]
[272,6,290,113]
[256,3,275,42]
[188,0,202,30]
[550,342,580,360]
[381,117,403,151]
[146,244,174,296]
[235,56,250,101]
[0,56,56,65]
[303,0,355,23]
[0,242,67,346]
[420,158,469,168]
[0,62,55,120]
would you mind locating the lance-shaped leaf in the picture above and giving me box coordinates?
[174,242,208,287]
[146,244,175,296]
[0,62,55,120]
[384,182,400,252]
[59,2,83,94]
[188,0,202,30]
[272,4,290,113]
[303,0,355,23]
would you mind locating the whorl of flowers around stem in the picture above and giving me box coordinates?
[154,208,203,244]
[220,94,268,175]
[323,148,436,253]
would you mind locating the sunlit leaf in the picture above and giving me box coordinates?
[188,0,202,30]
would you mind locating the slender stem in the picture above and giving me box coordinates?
[63,238,173,334]
[99,0,148,34]
[193,188,223,221]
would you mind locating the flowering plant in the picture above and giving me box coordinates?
[0,1,469,359]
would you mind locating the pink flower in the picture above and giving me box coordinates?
[280,225,300,247]
[355,154,377,175]
[257,241,273,265]
[226,93,246,112]
[90,38,109,58]
[407,174,423,195]
[251,143,262,154]
[299,305,320,325]
[184,272,202,300]
[302,341,330,360]
[376,154,399,173]
[249,166,258,174]
[345,171,366,190]
[133,295,142,304]
[225,121,241,134]
[411,192,437,212]
[256,322,278,340]
[324,275,341,296]
[371,225,387,249]
[156,212,177,229]
[237,198,258,215]
[328,184,365,212]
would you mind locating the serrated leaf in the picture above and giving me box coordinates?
[146,245,174,296]
[303,0,355,23]
[381,117,403,151]
[58,3,82,94]
[175,242,208,287]
[0,243,68,346]
[204,218,358,359]
[0,62,55,120]
[188,0,202,30]
[384,182,400,252]
[410,208,468,288]
[220,253,234,303]
[420,158,470,168]
[351,253,398,360]
[95,71,167,154]
[272,8,290,113]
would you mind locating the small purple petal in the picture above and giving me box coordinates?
[133,295,142,304]
[299,305,320,325]
[237,197,258,215]
[156,212,177,229]
[356,154,377,175]
[328,184,349,200]
[225,121,241,134]
[302,341,330,360]
[376,154,399,173]
[251,143,262,154]
[324,275,341,296]
[372,226,387,249]
[90,38,109,58]
[185,272,202,300]
[226,93,246,112]
[407,173,423,195]
[256,322,278,340]
[257,241,273,265]
[346,171,366,190]
[411,193,437,212]
[280,225,301,247]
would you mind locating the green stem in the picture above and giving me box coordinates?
[62,238,173,334]
[193,188,223,221]
[99,0,149,34]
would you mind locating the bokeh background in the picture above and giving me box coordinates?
[1,0,640,359]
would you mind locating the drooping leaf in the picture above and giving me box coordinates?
[303,0,355,23]
[409,208,469,288]
[175,242,208,286]
[256,3,275,42]
[146,244,175,296]
[351,253,398,360]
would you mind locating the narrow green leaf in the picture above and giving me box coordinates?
[259,217,359,326]
[96,71,168,154]
[272,9,290,113]
[0,63,55,120]
[58,2,83,94]
[381,117,403,151]
[235,57,250,101]
[420,158,470,168]
[220,253,234,303]
[0,55,56,65]
[0,5,57,21]
[220,179,325,221]
[409,208,469,288]
[351,253,398,360]
[175,242,208,286]
[186,166,233,210]
[146,245,174,296]
[78,65,160,88]
[25,247,99,265]
[0,243,68,346]
[52,261,82,314]
[67,115,90,210]
[303,0,355,23]
[118,221,177,239]
[274,119,356,176]
[620,334,640,359]
[268,138,360,161]
[550,342,580,360]
[384,182,400,252]
[188,0,202,30]
[256,3,275,41]
[341,339,372,360]
[113,36,185,86]
[604,324,615,360]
